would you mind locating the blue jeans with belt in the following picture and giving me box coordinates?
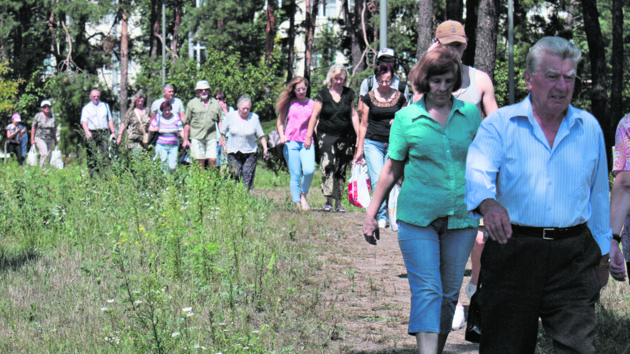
[398,218,476,335]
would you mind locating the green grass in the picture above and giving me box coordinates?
[0,156,343,353]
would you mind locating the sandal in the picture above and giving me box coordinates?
[323,204,333,212]
[336,206,347,213]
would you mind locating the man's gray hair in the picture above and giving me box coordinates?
[237,95,251,108]
[162,83,174,92]
[324,64,348,87]
[526,37,581,76]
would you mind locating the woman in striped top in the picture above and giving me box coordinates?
[149,100,184,174]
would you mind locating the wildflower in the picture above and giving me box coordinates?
[187,312,194,317]
[134,300,143,304]
[172,332,180,338]
[252,330,260,334]
[162,214,166,217]
[182,307,193,313]
[243,347,250,350]
[131,210,135,214]
[139,228,144,232]
[100,307,108,312]
[107,299,115,303]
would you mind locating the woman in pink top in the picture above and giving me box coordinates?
[149,100,184,174]
[276,77,315,211]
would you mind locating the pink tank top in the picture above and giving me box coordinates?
[284,99,314,143]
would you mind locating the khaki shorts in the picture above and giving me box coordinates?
[191,138,217,160]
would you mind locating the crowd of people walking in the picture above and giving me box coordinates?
[4,18,629,354]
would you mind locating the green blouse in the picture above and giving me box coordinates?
[388,96,481,229]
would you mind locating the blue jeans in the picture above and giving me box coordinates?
[283,140,315,202]
[398,219,476,335]
[217,143,224,166]
[155,143,178,174]
[364,139,388,222]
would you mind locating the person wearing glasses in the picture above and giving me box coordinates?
[276,76,316,211]
[183,80,223,168]
[354,63,407,227]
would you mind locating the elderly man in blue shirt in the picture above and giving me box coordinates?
[465,36,619,354]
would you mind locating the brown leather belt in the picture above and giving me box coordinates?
[511,223,588,240]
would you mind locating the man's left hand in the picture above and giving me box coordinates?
[610,242,626,282]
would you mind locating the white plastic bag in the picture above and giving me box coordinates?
[50,147,64,169]
[348,163,371,208]
[388,182,401,231]
[26,145,38,166]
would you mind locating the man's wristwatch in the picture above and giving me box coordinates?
[613,233,622,243]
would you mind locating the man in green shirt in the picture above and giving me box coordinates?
[183,80,224,168]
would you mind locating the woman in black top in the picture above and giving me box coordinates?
[354,63,407,227]
[305,64,360,212]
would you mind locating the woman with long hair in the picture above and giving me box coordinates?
[117,91,151,152]
[276,77,315,210]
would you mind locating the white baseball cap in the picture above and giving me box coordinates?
[377,48,395,59]
[195,80,210,91]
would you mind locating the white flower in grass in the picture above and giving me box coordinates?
[172,331,180,338]
[107,299,115,303]
[100,307,109,312]
[182,307,192,313]
[251,330,260,334]
[187,312,194,317]
[134,300,143,304]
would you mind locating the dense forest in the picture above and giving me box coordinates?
[0,0,628,161]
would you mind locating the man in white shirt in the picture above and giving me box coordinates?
[81,89,115,175]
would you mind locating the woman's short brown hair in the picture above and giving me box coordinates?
[410,46,462,94]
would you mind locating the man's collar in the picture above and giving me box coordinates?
[510,95,583,128]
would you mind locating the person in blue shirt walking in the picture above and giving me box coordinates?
[465,36,619,354]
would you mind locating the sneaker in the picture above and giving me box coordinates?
[466,281,477,301]
[452,304,466,331]
[378,219,388,228]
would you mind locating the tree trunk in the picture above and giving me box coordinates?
[150,0,160,57]
[351,0,365,74]
[474,0,498,78]
[265,0,277,62]
[304,0,319,89]
[446,0,463,23]
[610,0,623,131]
[172,3,182,59]
[582,0,612,167]
[120,4,129,120]
[462,0,478,66]
[416,0,433,59]
[286,0,296,81]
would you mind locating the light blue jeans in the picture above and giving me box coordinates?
[398,218,477,335]
[155,143,178,174]
[283,140,315,202]
[364,139,388,222]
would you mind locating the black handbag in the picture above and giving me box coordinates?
[465,284,482,343]
[147,115,160,147]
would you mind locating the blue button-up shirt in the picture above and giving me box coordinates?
[465,96,612,254]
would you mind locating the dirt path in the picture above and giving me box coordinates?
[258,190,479,353]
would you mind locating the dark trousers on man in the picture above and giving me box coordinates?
[479,226,601,354]
[86,129,111,175]
[7,142,23,166]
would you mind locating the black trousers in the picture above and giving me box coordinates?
[7,142,23,166]
[479,228,601,354]
[86,129,111,175]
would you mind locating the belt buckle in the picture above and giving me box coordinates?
[542,228,555,240]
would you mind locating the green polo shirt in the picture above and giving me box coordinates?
[184,97,223,140]
[388,96,481,229]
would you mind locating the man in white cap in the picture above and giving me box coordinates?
[151,83,185,121]
[359,48,411,102]
[183,80,223,168]
[6,113,26,165]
